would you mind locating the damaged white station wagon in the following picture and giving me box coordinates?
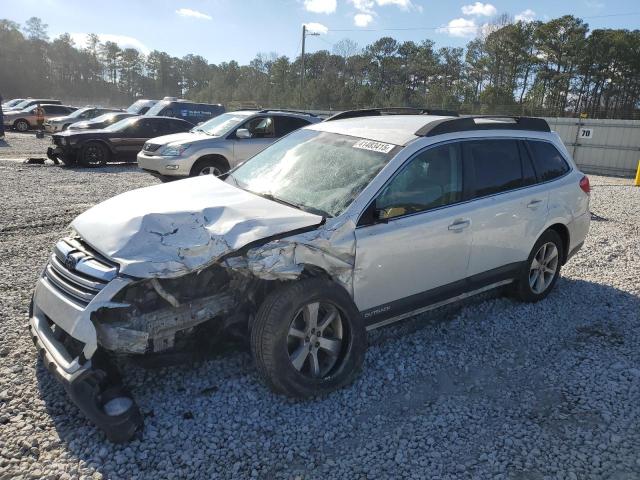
[29,109,590,441]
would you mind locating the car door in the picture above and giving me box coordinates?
[462,138,549,279]
[114,118,158,159]
[354,142,474,325]
[232,116,275,162]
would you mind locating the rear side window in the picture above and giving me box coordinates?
[527,141,570,181]
[275,116,311,137]
[464,140,522,197]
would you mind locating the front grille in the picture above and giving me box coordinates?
[143,143,161,153]
[43,238,118,305]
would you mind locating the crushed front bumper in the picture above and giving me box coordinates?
[29,260,143,442]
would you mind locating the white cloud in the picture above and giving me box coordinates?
[376,0,415,11]
[461,2,497,16]
[515,9,536,22]
[303,22,329,34]
[176,8,212,20]
[303,0,337,14]
[350,0,375,13]
[437,18,479,38]
[69,32,151,55]
[354,13,374,26]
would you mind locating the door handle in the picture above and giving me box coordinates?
[448,219,471,232]
[527,199,543,209]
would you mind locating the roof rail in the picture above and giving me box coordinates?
[325,107,459,122]
[258,109,318,117]
[415,115,550,137]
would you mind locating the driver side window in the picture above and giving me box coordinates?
[376,143,463,220]
[241,116,274,139]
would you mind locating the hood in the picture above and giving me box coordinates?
[55,129,108,137]
[148,131,209,146]
[71,176,323,278]
[48,116,69,123]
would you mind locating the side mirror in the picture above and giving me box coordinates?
[236,128,252,139]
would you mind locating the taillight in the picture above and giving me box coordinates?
[579,176,590,194]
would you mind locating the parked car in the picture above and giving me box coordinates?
[144,98,225,124]
[2,98,25,109]
[29,111,590,442]
[4,98,62,112]
[47,116,194,166]
[3,104,76,132]
[138,109,321,180]
[68,112,139,131]
[126,99,157,115]
[45,107,122,133]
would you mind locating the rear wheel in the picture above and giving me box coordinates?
[251,278,366,398]
[14,120,29,132]
[80,142,109,166]
[189,157,228,178]
[512,230,563,302]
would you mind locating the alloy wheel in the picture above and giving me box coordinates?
[529,242,559,294]
[287,302,345,379]
[199,166,222,176]
[86,145,104,164]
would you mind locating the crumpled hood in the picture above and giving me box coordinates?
[71,177,323,278]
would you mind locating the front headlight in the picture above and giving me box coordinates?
[159,144,190,157]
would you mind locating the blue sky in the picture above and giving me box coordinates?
[4,0,639,64]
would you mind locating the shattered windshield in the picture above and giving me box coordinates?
[228,129,398,217]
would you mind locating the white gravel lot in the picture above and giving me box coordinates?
[0,131,52,160]
[0,155,638,480]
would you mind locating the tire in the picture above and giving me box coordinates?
[189,157,229,177]
[251,278,366,398]
[512,230,563,302]
[14,119,29,132]
[80,141,109,166]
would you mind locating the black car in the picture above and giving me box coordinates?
[47,116,193,166]
[67,112,139,131]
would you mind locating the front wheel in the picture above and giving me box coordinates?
[512,230,563,302]
[14,120,29,132]
[189,158,228,178]
[251,278,366,398]
[80,141,109,166]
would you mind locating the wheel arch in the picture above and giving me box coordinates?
[545,223,570,264]
[13,118,31,129]
[193,154,230,173]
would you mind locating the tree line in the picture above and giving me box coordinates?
[1,15,639,118]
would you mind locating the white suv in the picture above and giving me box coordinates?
[137,109,321,180]
[29,111,590,441]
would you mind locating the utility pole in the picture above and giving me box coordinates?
[300,25,319,107]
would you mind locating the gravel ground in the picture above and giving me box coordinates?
[0,131,52,159]
[0,158,638,480]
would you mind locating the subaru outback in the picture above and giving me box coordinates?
[29,110,590,441]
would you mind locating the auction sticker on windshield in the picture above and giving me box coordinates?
[353,139,395,154]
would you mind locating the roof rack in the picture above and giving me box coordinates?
[325,107,459,122]
[415,115,550,137]
[258,109,318,117]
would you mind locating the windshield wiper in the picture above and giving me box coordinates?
[257,192,331,218]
